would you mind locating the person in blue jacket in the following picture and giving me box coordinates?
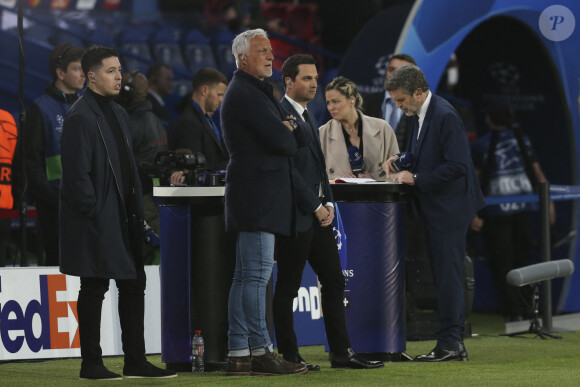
[23,43,85,266]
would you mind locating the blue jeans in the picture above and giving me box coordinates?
[227,231,274,355]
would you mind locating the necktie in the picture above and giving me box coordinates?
[302,110,319,141]
[303,109,325,196]
[409,115,419,154]
[206,114,220,142]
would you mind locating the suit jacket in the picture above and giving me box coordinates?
[318,111,399,181]
[147,92,173,128]
[280,97,333,233]
[171,101,229,170]
[410,93,485,232]
[362,91,411,148]
[221,70,311,237]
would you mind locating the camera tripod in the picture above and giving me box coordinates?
[501,284,562,340]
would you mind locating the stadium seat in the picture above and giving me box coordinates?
[287,4,319,42]
[183,29,217,76]
[210,29,236,79]
[151,27,190,75]
[118,27,154,73]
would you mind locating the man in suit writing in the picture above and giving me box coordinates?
[274,54,384,370]
[382,64,485,362]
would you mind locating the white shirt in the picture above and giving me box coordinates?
[148,89,165,106]
[416,90,432,139]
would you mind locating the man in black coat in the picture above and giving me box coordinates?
[221,29,310,376]
[59,46,176,380]
[362,53,416,148]
[171,67,228,170]
[274,54,384,370]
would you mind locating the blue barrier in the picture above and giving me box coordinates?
[483,185,580,205]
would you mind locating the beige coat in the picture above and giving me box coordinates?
[319,111,399,181]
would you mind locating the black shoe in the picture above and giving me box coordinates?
[331,348,384,369]
[226,355,252,376]
[123,361,178,378]
[414,346,467,362]
[79,364,122,380]
[251,352,308,375]
[283,353,321,372]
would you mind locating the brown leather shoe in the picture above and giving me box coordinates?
[251,352,308,375]
[226,355,251,376]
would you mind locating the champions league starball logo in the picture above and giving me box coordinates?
[489,62,520,86]
[333,226,342,251]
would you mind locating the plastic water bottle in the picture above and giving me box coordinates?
[192,330,205,372]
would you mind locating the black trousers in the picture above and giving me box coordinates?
[77,267,147,366]
[273,221,350,356]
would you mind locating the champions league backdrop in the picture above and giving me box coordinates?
[341,0,580,312]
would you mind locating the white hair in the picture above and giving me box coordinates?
[231,28,269,68]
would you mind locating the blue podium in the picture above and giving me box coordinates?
[154,186,235,372]
[330,182,410,361]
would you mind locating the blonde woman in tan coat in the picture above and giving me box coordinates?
[319,76,399,181]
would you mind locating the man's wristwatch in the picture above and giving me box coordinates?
[413,174,417,183]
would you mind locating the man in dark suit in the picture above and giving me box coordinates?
[362,53,416,148]
[171,67,229,170]
[221,28,310,376]
[146,62,174,127]
[383,64,485,362]
[274,54,384,370]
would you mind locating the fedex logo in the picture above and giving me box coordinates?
[0,275,79,353]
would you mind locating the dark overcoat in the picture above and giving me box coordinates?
[220,70,311,237]
[59,89,144,279]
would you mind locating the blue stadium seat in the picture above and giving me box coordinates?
[151,27,190,75]
[23,23,55,45]
[183,29,217,76]
[85,27,115,47]
[118,27,154,73]
[211,29,236,79]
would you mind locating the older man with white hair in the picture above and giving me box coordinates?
[220,28,311,376]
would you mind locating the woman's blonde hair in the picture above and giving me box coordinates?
[325,76,363,110]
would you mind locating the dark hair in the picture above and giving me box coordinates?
[388,53,416,66]
[325,76,363,110]
[48,43,84,80]
[146,62,171,81]
[81,45,119,78]
[384,64,429,95]
[191,67,228,92]
[281,54,316,86]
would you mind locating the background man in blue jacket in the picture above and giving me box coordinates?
[383,64,485,362]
